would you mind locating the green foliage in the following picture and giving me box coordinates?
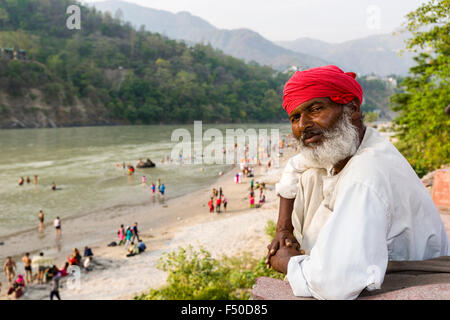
[0,0,288,124]
[135,246,284,300]
[136,219,285,300]
[265,219,277,239]
[364,111,380,123]
[390,0,450,177]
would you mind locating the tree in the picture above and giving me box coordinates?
[390,0,449,177]
[0,8,9,28]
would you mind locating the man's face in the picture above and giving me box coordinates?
[289,97,343,145]
[289,97,360,168]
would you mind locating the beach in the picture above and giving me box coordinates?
[0,144,296,300]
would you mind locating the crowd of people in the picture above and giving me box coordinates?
[1,245,94,300]
[17,176,38,186]
[114,223,147,258]
[249,179,266,209]
[17,175,60,191]
[6,142,285,300]
[208,187,228,214]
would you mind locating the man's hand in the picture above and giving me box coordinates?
[269,245,303,274]
[265,230,304,268]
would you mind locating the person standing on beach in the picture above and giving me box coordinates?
[18,177,24,186]
[22,253,33,284]
[50,273,61,300]
[124,226,133,250]
[118,224,125,245]
[33,175,38,185]
[208,197,214,213]
[3,257,16,285]
[38,210,45,231]
[222,195,228,213]
[249,195,255,208]
[35,252,46,284]
[132,222,140,242]
[216,196,221,213]
[54,217,61,236]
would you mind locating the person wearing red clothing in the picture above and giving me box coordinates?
[216,197,221,213]
[208,197,214,213]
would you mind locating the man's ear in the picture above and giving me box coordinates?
[350,99,361,121]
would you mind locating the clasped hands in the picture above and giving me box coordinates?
[265,229,304,274]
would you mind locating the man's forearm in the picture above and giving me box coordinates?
[277,196,295,232]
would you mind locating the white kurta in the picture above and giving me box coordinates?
[275,127,449,300]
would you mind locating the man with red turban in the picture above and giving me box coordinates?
[265,65,449,299]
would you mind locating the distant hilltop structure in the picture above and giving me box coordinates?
[0,48,28,60]
[283,65,309,73]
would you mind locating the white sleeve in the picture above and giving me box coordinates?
[276,154,315,199]
[286,181,390,300]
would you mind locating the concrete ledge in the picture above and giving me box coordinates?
[251,277,313,300]
[252,256,450,300]
[359,283,450,300]
[252,277,450,300]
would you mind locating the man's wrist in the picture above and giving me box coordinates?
[276,226,294,233]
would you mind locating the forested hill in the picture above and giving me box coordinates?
[0,0,290,128]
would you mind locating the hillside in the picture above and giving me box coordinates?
[0,0,292,128]
[277,33,416,76]
[93,0,416,76]
[91,0,329,71]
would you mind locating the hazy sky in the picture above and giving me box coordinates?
[83,0,428,43]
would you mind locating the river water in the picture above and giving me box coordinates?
[0,123,291,237]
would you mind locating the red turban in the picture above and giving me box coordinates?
[282,65,363,115]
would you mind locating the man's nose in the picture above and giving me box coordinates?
[297,114,313,133]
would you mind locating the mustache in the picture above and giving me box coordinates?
[300,128,324,142]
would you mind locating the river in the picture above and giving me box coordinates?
[0,123,291,237]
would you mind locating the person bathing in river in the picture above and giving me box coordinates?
[38,210,45,231]
[151,182,156,196]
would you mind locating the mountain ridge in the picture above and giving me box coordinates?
[92,0,416,76]
[91,0,330,70]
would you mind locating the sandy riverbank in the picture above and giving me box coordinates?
[0,145,296,300]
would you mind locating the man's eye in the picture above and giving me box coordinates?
[290,114,300,123]
[311,106,323,112]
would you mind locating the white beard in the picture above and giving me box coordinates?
[296,107,360,169]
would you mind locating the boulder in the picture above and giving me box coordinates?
[136,158,156,168]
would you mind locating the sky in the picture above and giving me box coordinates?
[83,0,429,43]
